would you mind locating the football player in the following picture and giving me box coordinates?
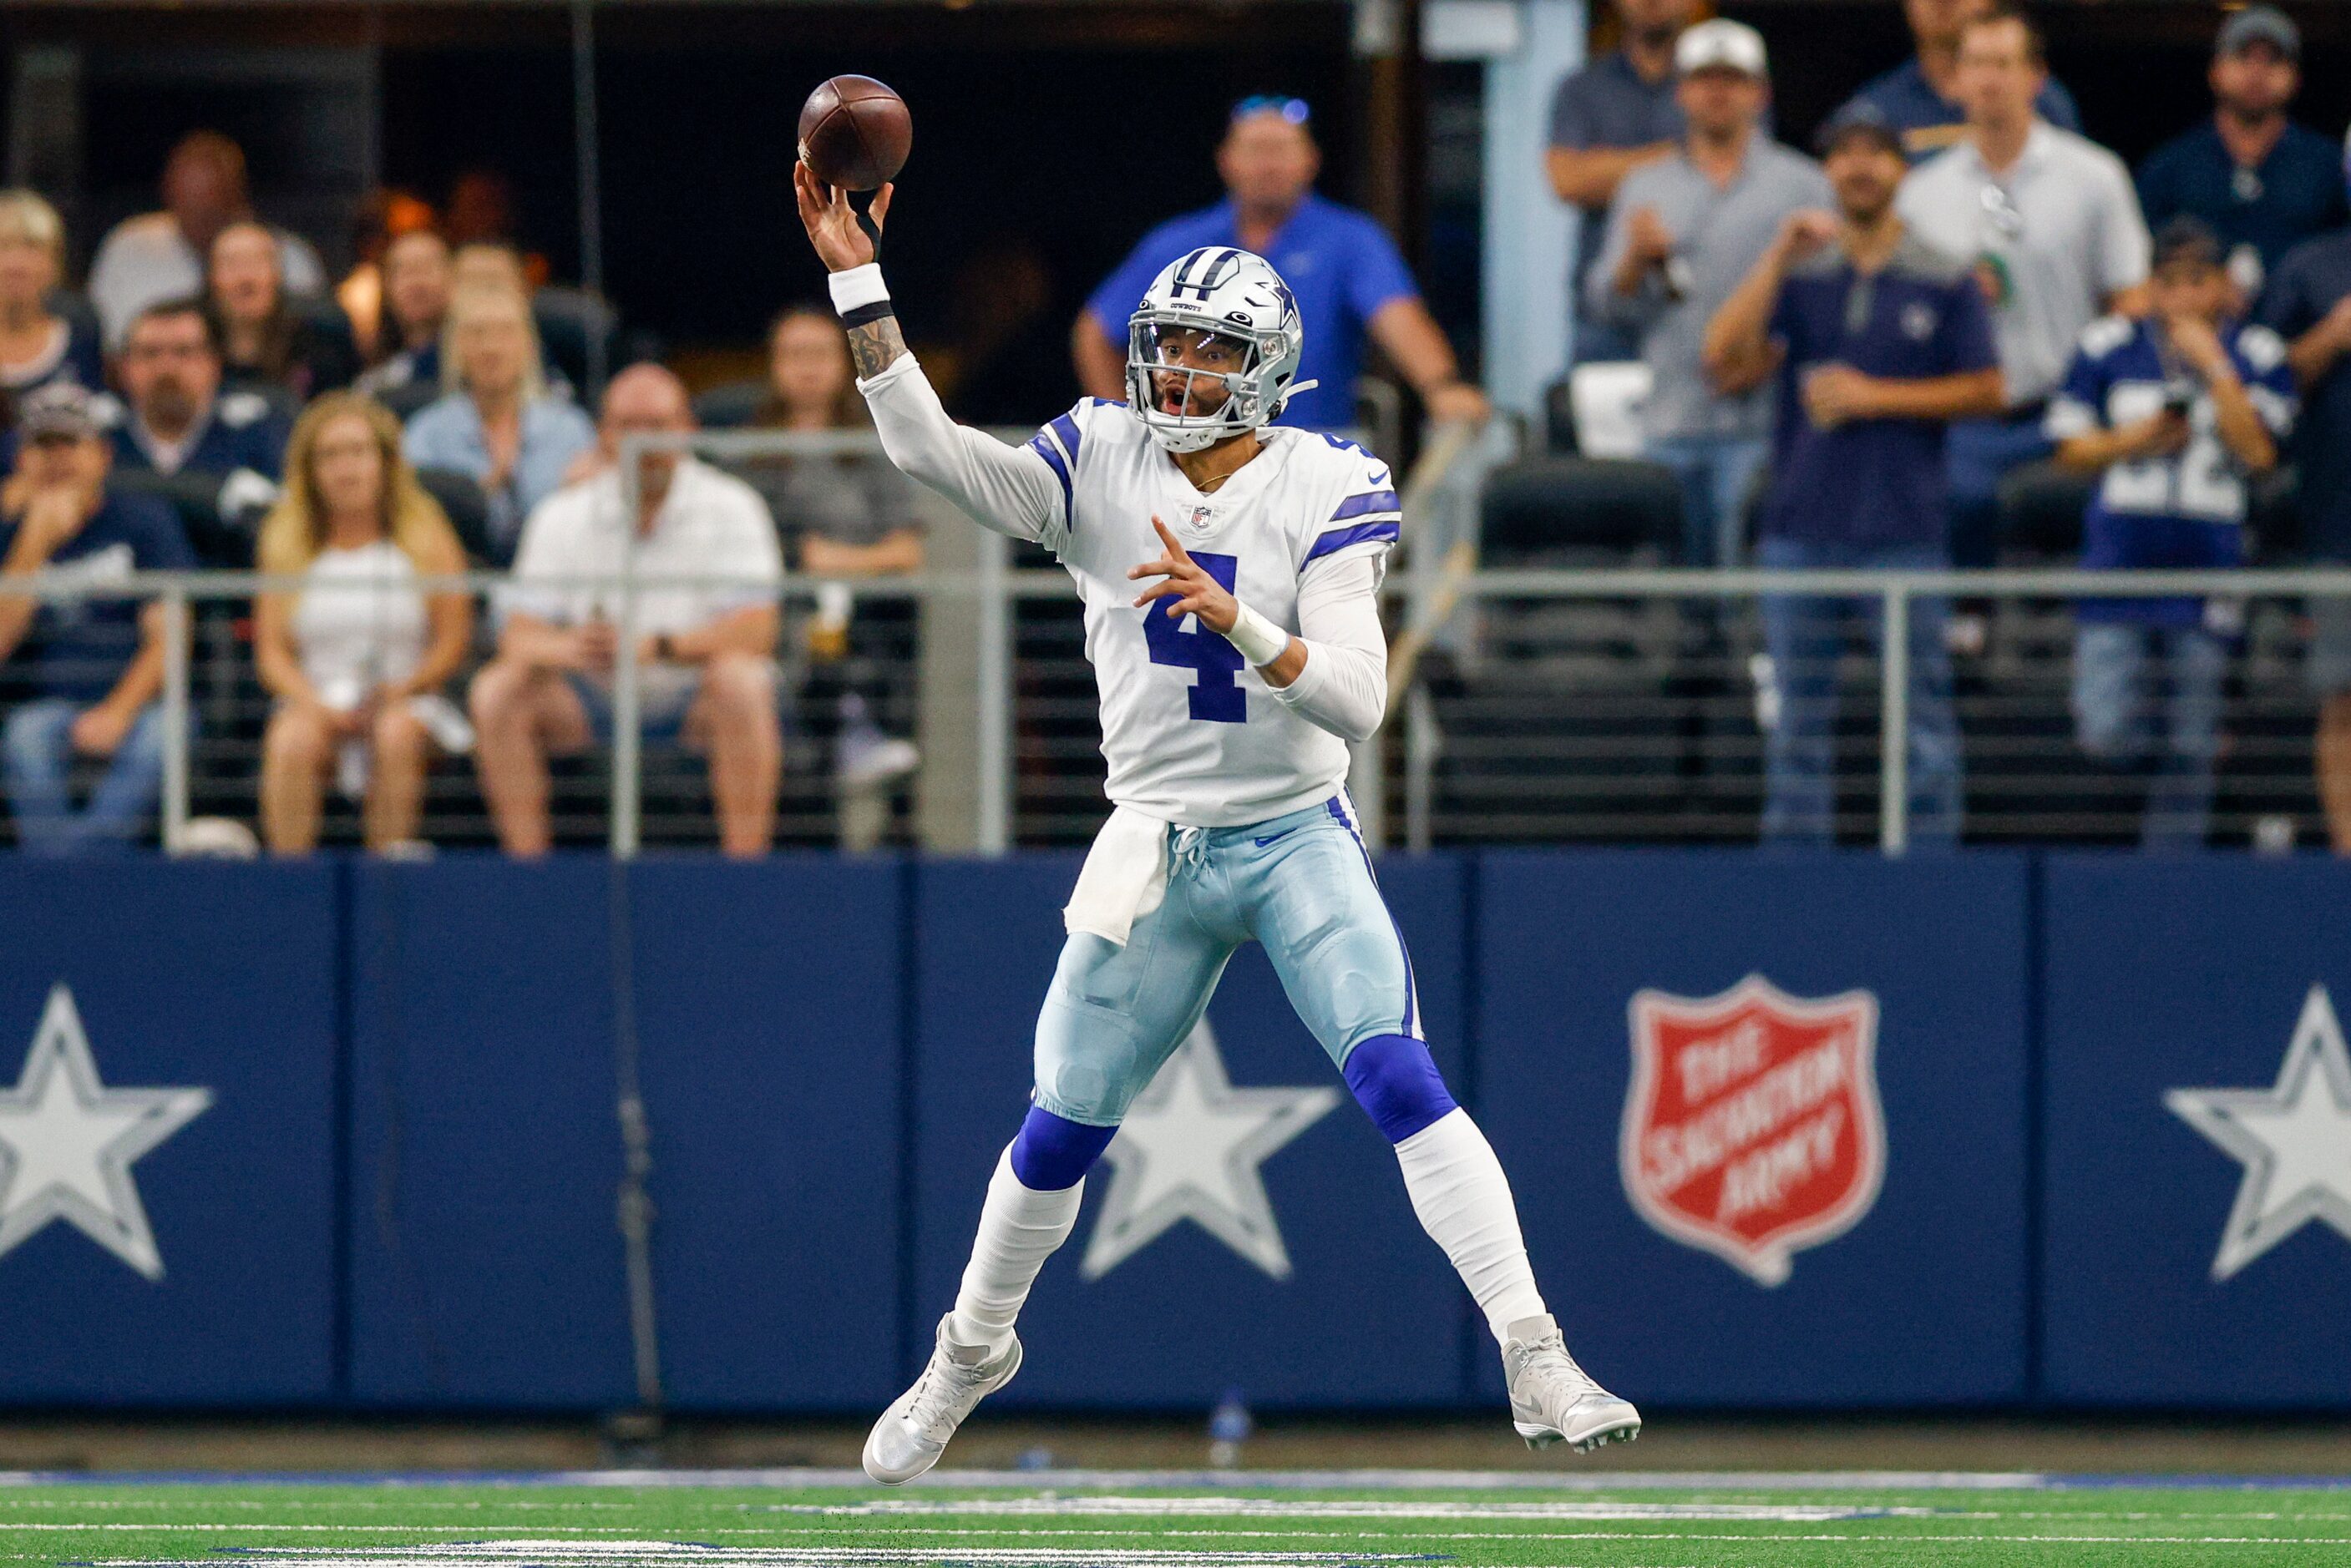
[795,163,1640,1483]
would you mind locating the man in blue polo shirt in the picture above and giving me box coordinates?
[2136,7,2344,307]
[1842,0,2080,164]
[1704,103,2004,846]
[0,382,196,853]
[1074,97,1487,432]
[2046,216,2296,851]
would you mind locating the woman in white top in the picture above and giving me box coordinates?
[0,190,103,412]
[255,392,474,853]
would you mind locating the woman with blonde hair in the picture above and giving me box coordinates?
[256,391,474,853]
[401,280,592,563]
[0,190,102,412]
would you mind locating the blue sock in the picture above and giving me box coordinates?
[1008,1105,1117,1190]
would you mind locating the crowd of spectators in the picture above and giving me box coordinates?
[0,131,935,859]
[10,1,2351,857]
[1558,0,2351,852]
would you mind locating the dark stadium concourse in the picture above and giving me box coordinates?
[6,1,1367,414]
[12,0,2350,391]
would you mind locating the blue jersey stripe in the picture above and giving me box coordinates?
[1049,412,1083,466]
[1330,489,1401,522]
[1026,433,1073,524]
[1305,519,1401,562]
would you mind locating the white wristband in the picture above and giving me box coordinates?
[828,263,889,315]
[1224,599,1291,667]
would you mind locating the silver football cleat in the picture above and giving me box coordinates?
[1502,1313,1642,1454]
[861,1317,1022,1485]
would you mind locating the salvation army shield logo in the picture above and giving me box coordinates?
[1621,974,1887,1287]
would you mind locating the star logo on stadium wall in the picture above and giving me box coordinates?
[1078,1021,1340,1282]
[2166,984,2351,1281]
[0,984,212,1281]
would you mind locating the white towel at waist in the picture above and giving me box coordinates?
[1062,806,1172,946]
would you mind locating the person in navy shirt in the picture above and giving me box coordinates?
[0,382,196,853]
[100,297,289,485]
[1705,102,2005,846]
[2136,7,2345,306]
[1841,0,2081,164]
[2255,159,2351,853]
[2046,216,2296,850]
[1075,97,1486,433]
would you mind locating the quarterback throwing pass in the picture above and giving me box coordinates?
[794,161,1640,1482]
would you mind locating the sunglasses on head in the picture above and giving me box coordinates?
[1232,95,1311,126]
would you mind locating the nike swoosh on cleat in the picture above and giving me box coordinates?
[1254,826,1303,847]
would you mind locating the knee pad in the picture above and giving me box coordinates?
[1342,1033,1459,1145]
[1009,1105,1117,1191]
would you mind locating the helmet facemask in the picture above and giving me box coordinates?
[1127,316,1283,453]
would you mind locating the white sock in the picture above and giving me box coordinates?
[945,1145,1083,1353]
[1395,1107,1548,1343]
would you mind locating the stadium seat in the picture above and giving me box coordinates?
[413,467,496,565]
[1567,362,1652,460]
[372,378,443,421]
[1421,455,1701,842]
[109,468,261,568]
[1996,460,2095,561]
[43,287,100,346]
[533,287,629,398]
[1479,456,1682,559]
[692,378,771,430]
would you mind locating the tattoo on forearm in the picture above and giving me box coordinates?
[848,316,908,379]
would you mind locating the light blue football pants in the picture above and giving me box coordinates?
[1032,792,1421,1127]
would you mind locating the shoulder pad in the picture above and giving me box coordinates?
[218,391,272,427]
[2236,324,2288,373]
[2078,316,2136,359]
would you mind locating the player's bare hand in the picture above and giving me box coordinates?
[794,161,891,272]
[1128,517,1238,635]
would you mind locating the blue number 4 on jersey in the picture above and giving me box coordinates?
[1143,550,1246,723]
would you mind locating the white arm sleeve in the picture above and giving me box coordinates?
[1263,550,1389,744]
[857,356,1067,548]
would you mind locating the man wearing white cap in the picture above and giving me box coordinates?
[1588,18,1830,568]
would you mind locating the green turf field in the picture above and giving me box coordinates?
[3,1474,2348,1566]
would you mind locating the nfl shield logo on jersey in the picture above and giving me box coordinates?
[1178,503,1216,534]
[1619,974,1887,1287]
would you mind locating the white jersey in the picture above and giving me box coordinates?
[858,356,1397,827]
[292,539,428,706]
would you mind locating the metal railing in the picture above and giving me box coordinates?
[13,561,2351,857]
[1386,565,2351,855]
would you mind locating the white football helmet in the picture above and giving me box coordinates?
[1125,246,1315,452]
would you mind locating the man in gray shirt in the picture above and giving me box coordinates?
[1895,1,2147,624]
[1588,18,1831,566]
[1548,0,1697,363]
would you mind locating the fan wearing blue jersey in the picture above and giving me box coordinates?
[2046,215,2296,849]
[793,163,1639,1481]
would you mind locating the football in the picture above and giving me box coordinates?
[797,74,912,191]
